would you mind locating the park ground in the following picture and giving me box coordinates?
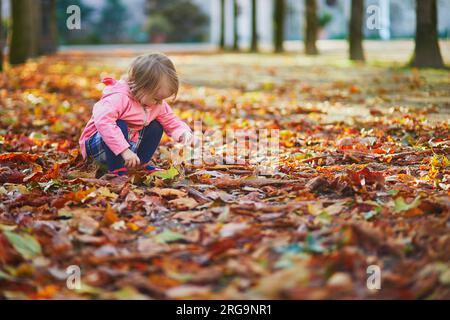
[0,40,449,299]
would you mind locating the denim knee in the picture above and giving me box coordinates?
[144,120,163,136]
[116,120,128,138]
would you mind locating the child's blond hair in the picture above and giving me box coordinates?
[127,53,179,102]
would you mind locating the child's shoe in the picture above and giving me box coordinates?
[143,164,163,174]
[109,167,128,176]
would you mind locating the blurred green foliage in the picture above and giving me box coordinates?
[146,0,209,43]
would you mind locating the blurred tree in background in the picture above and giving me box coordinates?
[98,0,128,43]
[145,13,173,43]
[232,0,239,51]
[10,0,34,64]
[349,0,365,61]
[9,0,57,65]
[219,0,225,49]
[0,0,3,71]
[250,0,258,52]
[273,0,285,53]
[40,0,58,55]
[146,0,209,43]
[304,0,319,55]
[411,0,444,68]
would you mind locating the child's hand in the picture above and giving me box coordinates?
[121,149,140,168]
[178,131,194,145]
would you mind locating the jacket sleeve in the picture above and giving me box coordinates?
[156,101,192,142]
[92,93,130,156]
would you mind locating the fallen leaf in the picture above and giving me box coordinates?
[3,230,42,260]
[169,197,199,210]
[153,229,187,244]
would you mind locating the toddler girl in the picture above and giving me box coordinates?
[79,53,192,176]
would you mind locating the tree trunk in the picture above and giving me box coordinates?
[411,0,444,68]
[349,0,365,61]
[0,0,3,72]
[305,0,318,55]
[10,0,33,65]
[29,0,42,57]
[219,0,225,50]
[40,0,58,55]
[273,0,285,53]
[232,0,239,51]
[250,0,258,52]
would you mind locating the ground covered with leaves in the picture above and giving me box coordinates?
[0,51,449,299]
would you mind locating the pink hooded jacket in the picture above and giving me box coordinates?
[79,77,191,159]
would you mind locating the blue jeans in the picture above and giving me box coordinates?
[85,120,163,172]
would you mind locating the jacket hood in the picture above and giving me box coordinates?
[100,77,132,99]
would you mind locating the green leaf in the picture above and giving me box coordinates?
[0,269,14,280]
[153,229,186,244]
[393,196,421,213]
[387,189,400,196]
[151,166,179,179]
[38,179,60,192]
[144,167,179,185]
[96,186,118,200]
[3,230,42,260]
[29,132,46,140]
[440,269,450,285]
[314,211,332,225]
[203,114,219,127]
[106,286,149,300]
[74,284,105,296]
[50,122,65,133]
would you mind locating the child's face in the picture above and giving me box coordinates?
[139,77,173,107]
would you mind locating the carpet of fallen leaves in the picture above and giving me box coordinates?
[0,51,449,300]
